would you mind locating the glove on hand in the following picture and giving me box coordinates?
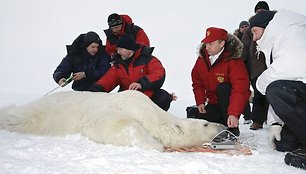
[269,124,282,149]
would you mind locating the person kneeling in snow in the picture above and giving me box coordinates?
[53,31,111,91]
[250,9,306,170]
[90,34,175,111]
[190,27,251,137]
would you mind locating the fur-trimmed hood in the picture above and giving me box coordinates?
[199,34,243,60]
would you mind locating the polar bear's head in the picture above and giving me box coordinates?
[162,118,226,148]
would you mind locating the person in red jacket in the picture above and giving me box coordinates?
[191,27,250,136]
[104,13,150,57]
[90,34,174,111]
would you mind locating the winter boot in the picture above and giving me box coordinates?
[250,122,263,130]
[284,148,306,170]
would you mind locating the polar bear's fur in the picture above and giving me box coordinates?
[0,91,225,151]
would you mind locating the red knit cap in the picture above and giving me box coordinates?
[202,27,228,44]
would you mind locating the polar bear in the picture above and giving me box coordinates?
[0,90,225,151]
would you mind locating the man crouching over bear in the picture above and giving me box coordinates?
[89,33,176,112]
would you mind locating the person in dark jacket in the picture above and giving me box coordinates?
[104,13,150,56]
[233,21,250,40]
[191,27,250,136]
[250,9,306,170]
[233,20,252,125]
[90,34,174,111]
[241,1,270,130]
[53,31,111,91]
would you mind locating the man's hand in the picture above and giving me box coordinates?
[227,115,239,128]
[198,104,207,113]
[73,72,86,81]
[269,124,282,149]
[128,82,142,90]
[58,78,66,86]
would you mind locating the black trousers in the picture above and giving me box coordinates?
[243,100,251,120]
[266,80,306,147]
[188,83,240,127]
[251,77,269,124]
[151,89,173,111]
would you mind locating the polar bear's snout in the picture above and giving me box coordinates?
[208,122,226,131]
[201,120,225,131]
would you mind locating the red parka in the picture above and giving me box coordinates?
[192,34,250,118]
[95,46,165,98]
[104,15,150,56]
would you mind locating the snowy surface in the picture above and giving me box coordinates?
[1,116,305,174]
[1,0,306,173]
[1,101,305,174]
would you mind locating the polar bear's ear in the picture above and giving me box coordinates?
[203,121,209,127]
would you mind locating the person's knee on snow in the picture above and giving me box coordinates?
[151,89,173,111]
[266,80,306,169]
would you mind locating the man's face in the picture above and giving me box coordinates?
[239,25,249,33]
[251,27,265,41]
[86,43,99,56]
[110,24,123,34]
[255,8,265,14]
[205,40,225,56]
[117,47,134,60]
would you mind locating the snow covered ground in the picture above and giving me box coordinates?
[0,98,305,174]
[1,0,306,173]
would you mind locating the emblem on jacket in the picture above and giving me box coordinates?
[217,76,224,83]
